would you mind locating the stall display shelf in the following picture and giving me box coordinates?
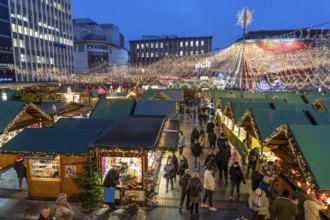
[143,168,159,210]
[30,157,60,179]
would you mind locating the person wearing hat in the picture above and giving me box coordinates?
[248,188,270,219]
[201,165,217,211]
[13,154,27,192]
[54,193,74,220]
[303,192,327,220]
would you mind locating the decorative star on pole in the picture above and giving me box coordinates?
[237,8,254,30]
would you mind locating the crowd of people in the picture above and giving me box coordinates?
[163,105,328,220]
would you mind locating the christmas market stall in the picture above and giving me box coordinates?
[312,99,330,112]
[90,116,178,208]
[236,109,313,159]
[90,99,135,120]
[0,101,53,168]
[0,127,102,199]
[134,100,176,119]
[263,124,330,219]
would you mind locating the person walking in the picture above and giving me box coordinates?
[168,152,179,181]
[303,192,327,220]
[179,169,191,212]
[191,139,202,170]
[208,130,217,150]
[217,132,227,149]
[204,149,216,168]
[164,158,176,192]
[179,155,189,177]
[229,161,246,200]
[214,122,221,139]
[252,163,264,191]
[191,127,200,144]
[178,130,186,156]
[187,172,203,216]
[13,154,27,192]
[216,139,231,184]
[270,189,299,220]
[241,139,249,166]
[206,120,214,134]
[201,166,217,211]
[54,193,74,220]
[248,188,270,220]
[247,147,261,174]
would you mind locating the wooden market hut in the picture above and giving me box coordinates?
[90,116,179,205]
[134,100,176,119]
[90,99,135,120]
[52,118,115,130]
[0,127,102,199]
[263,124,330,219]
[0,101,53,168]
[236,109,314,150]
[37,101,92,118]
[312,99,330,111]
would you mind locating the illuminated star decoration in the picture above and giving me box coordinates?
[237,8,254,29]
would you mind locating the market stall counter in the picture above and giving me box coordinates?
[0,127,102,199]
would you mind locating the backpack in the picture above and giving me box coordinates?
[190,182,199,197]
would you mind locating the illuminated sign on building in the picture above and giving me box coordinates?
[195,60,211,69]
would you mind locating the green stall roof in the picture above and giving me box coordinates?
[53,118,115,130]
[229,102,272,123]
[0,128,101,155]
[134,100,175,119]
[90,99,134,120]
[289,124,330,190]
[273,102,315,111]
[0,101,26,134]
[141,89,161,100]
[308,111,330,125]
[251,109,313,141]
[242,93,267,99]
[319,100,330,111]
[302,92,328,103]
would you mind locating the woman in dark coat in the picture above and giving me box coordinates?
[13,154,27,191]
[179,155,189,177]
[251,163,264,191]
[187,172,203,215]
[229,161,246,200]
[168,152,179,181]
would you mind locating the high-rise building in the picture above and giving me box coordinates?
[5,0,74,82]
[0,0,15,82]
[73,18,129,74]
[130,35,213,65]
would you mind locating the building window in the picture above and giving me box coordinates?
[155,43,158,48]
[195,51,198,55]
[136,44,139,49]
[137,53,139,58]
[180,51,183,56]
[160,42,163,48]
[20,54,26,62]
[78,45,84,52]
[146,52,149,57]
[190,51,193,56]
[190,41,194,47]
[196,41,199,46]
[156,52,158,57]
[201,50,204,54]
[141,53,144,57]
[185,41,188,47]
[165,52,168,56]
[201,40,204,46]
[150,43,153,48]
[146,43,149,48]
[151,52,153,57]
[180,41,183,47]
[141,43,144,49]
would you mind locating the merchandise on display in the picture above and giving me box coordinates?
[30,156,60,178]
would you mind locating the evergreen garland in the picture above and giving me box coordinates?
[74,152,103,212]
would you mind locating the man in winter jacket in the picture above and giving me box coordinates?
[178,130,186,156]
[270,189,298,220]
[179,169,191,212]
[248,188,270,219]
[191,139,202,170]
[229,161,246,200]
[216,139,231,183]
[164,158,176,192]
[201,167,217,211]
[247,147,261,173]
[191,127,200,144]
[208,130,217,150]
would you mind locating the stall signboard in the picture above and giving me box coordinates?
[65,165,77,178]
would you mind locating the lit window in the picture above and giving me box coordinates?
[190,41,193,47]
[136,44,139,49]
[141,53,144,57]
[137,53,139,58]
[156,52,158,57]
[190,51,193,56]
[160,43,163,48]
[146,43,149,48]
[180,42,183,47]
[180,51,183,56]
[196,41,199,46]
[165,52,168,56]
[201,50,204,54]
[18,26,22,33]
[146,52,149,57]
[185,41,188,47]
[141,44,144,49]
[155,43,158,48]
[150,43,153,48]
[151,52,153,57]
[11,24,17,32]
[201,40,204,46]
[195,51,198,54]
[20,54,26,62]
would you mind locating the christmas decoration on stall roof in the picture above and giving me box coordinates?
[236,110,263,145]
[74,151,103,212]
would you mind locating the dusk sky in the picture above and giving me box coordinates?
[71,0,330,50]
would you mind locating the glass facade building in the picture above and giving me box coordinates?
[7,0,73,82]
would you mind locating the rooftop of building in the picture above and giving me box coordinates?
[129,35,213,42]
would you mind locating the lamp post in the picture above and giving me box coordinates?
[237,8,253,90]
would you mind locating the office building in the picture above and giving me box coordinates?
[5,0,74,82]
[130,35,212,65]
[73,18,129,74]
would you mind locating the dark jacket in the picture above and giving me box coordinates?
[164,163,176,179]
[206,122,214,133]
[179,159,189,175]
[13,160,27,178]
[251,170,264,191]
[208,132,216,143]
[168,154,179,171]
[248,147,261,162]
[191,142,202,157]
[187,177,203,203]
[216,145,231,167]
[204,153,216,166]
[217,135,227,148]
[258,180,270,197]
[270,197,299,220]
[229,164,246,184]
[190,129,200,143]
[103,167,120,188]
[38,214,55,220]
[179,173,191,195]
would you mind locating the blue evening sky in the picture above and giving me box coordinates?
[71,0,330,50]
